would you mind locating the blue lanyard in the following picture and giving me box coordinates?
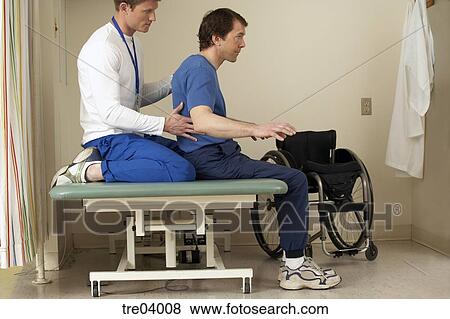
[111,16,140,95]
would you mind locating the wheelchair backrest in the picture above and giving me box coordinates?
[276,130,337,168]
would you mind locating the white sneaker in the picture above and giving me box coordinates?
[50,147,101,188]
[279,257,342,290]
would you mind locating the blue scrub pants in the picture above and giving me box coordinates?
[183,140,309,256]
[84,133,196,183]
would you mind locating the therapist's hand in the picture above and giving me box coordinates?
[164,102,198,141]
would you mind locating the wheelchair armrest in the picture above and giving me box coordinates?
[335,148,358,163]
[306,172,325,199]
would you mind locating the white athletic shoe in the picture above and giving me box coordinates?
[50,147,101,188]
[279,257,342,290]
[278,257,338,281]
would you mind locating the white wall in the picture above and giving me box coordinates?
[411,0,450,256]
[35,0,449,250]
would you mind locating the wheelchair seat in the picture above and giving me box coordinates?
[276,131,363,202]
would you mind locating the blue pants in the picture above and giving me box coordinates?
[183,140,309,255]
[84,134,196,183]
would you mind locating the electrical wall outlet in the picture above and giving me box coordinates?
[361,98,372,116]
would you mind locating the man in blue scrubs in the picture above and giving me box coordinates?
[51,0,196,187]
[172,8,341,290]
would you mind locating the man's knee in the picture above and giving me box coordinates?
[170,159,196,182]
[280,170,307,198]
[296,170,307,184]
[287,169,307,188]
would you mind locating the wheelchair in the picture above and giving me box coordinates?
[251,130,378,261]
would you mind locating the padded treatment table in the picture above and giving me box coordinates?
[39,179,287,297]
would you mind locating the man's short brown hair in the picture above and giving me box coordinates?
[113,0,160,11]
[198,8,248,51]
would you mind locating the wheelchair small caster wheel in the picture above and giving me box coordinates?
[92,281,100,298]
[365,242,378,261]
[305,245,313,258]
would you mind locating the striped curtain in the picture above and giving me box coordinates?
[0,0,36,268]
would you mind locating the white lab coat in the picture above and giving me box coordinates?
[385,0,435,178]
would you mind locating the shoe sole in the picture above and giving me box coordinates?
[278,268,337,282]
[72,148,95,164]
[280,276,342,290]
[50,165,69,189]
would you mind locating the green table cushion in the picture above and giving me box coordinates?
[49,179,288,200]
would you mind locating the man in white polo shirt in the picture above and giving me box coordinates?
[52,0,197,187]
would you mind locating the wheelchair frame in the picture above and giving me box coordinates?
[251,132,378,261]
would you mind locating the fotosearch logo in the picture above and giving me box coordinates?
[52,199,403,236]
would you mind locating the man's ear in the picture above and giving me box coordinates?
[119,2,130,14]
[212,34,222,46]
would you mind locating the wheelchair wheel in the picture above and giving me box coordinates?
[251,151,291,258]
[251,194,282,258]
[324,154,374,250]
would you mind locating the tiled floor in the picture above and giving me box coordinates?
[1,240,449,299]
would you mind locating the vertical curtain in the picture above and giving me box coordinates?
[0,0,36,268]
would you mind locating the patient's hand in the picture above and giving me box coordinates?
[252,122,296,141]
[164,102,198,141]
